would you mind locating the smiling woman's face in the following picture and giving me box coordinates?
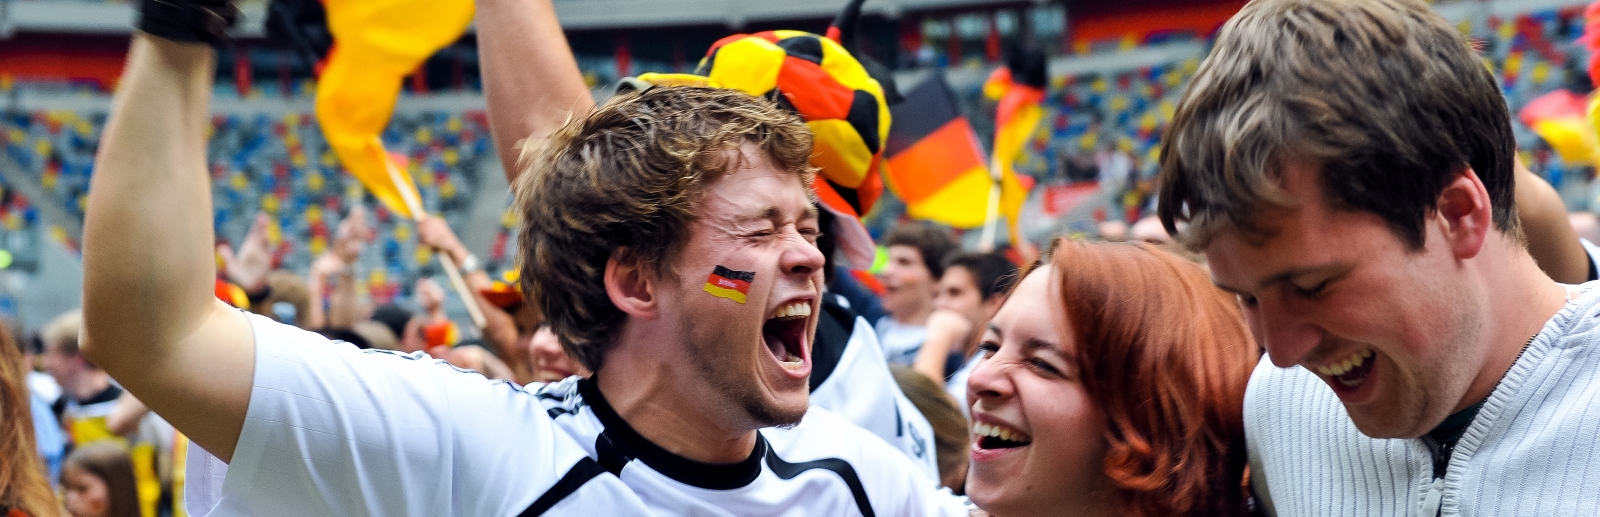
[966,265,1112,517]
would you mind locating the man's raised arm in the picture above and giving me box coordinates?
[476,0,593,182]
[80,34,255,463]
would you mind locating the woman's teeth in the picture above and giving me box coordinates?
[973,422,1031,445]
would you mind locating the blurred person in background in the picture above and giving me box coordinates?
[39,315,175,516]
[929,252,1019,413]
[1095,220,1128,242]
[527,324,588,383]
[60,442,139,517]
[412,277,459,358]
[3,319,63,517]
[41,311,172,517]
[369,303,427,354]
[966,239,1257,517]
[214,213,272,315]
[216,213,320,329]
[37,311,122,446]
[889,365,969,493]
[877,221,963,368]
[415,213,547,383]
[253,271,311,328]
[14,327,62,420]
[305,205,377,333]
[1128,215,1173,246]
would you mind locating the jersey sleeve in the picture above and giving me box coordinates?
[189,313,647,516]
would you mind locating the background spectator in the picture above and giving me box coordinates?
[60,442,140,517]
[877,221,959,367]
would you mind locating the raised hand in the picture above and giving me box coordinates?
[221,212,273,293]
[332,205,374,265]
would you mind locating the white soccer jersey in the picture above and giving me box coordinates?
[537,377,966,516]
[809,294,940,481]
[186,313,965,516]
[185,313,649,516]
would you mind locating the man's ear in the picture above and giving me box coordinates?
[605,248,659,320]
[1435,167,1493,260]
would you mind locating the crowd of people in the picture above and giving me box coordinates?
[6,0,1600,515]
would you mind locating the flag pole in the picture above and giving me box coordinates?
[383,149,488,330]
[978,154,1003,252]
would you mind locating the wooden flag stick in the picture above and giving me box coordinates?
[384,153,488,330]
[978,154,1004,252]
[434,249,488,330]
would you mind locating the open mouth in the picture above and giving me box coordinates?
[763,301,810,370]
[1314,349,1375,390]
[973,421,1032,450]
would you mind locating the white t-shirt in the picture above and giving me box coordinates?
[186,314,649,516]
[874,317,927,367]
[188,313,965,516]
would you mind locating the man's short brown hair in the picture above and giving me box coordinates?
[514,86,816,371]
[1157,0,1520,249]
[883,221,958,279]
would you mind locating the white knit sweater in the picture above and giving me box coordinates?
[1245,287,1600,516]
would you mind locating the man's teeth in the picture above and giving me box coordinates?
[1314,349,1375,377]
[769,301,812,320]
[973,422,1031,444]
[778,350,804,367]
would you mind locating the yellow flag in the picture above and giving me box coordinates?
[316,0,475,219]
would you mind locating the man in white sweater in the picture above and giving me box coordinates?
[1155,0,1600,515]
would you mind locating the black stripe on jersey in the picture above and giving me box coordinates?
[594,431,631,477]
[580,377,765,489]
[764,450,876,517]
[518,458,607,516]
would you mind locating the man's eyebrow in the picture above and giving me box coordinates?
[734,206,781,224]
[1215,263,1347,295]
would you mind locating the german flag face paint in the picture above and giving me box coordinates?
[704,265,756,303]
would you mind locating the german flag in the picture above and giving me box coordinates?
[704,266,756,303]
[883,74,992,228]
[984,48,1048,246]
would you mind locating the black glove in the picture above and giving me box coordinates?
[137,0,239,47]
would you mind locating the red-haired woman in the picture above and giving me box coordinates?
[2,320,61,517]
[965,239,1259,517]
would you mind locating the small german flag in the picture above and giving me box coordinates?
[704,266,756,303]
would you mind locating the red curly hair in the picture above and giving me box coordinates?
[1048,239,1258,516]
